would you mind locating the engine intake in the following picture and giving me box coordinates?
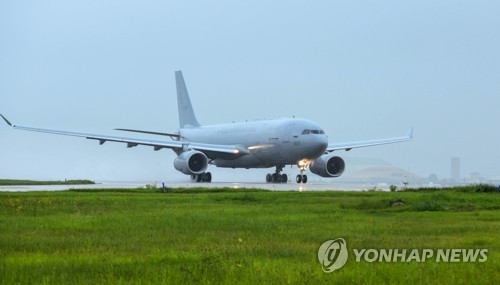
[309,155,345,177]
[174,150,208,175]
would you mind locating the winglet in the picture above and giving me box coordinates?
[407,127,414,139]
[0,114,14,127]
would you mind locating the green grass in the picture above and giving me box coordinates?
[0,179,95,186]
[1,187,499,284]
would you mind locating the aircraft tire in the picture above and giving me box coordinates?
[203,172,212,182]
[272,173,279,183]
[302,175,308,183]
[266,173,272,183]
[296,174,302,183]
[281,174,288,183]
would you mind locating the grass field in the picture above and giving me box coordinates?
[1,186,499,284]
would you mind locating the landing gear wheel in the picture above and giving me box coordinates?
[192,172,212,183]
[272,173,279,183]
[281,174,288,183]
[203,172,212,182]
[296,174,308,183]
[266,173,272,183]
[302,174,307,184]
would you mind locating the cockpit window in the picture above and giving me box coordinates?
[302,129,325,135]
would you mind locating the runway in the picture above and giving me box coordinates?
[0,181,375,192]
[166,182,369,191]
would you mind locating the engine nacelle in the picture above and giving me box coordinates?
[174,150,208,175]
[309,155,345,177]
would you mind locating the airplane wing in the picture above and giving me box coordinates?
[0,114,249,157]
[327,128,414,152]
[114,128,181,139]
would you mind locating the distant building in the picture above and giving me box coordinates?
[468,172,485,184]
[330,157,424,186]
[342,166,423,185]
[451,157,460,182]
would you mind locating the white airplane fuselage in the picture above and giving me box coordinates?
[180,118,328,168]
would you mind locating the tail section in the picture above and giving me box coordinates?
[175,71,200,128]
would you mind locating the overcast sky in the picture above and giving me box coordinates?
[1,1,499,182]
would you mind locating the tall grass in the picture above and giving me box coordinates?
[1,188,499,284]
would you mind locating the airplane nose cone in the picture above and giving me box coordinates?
[319,136,328,152]
[311,135,328,157]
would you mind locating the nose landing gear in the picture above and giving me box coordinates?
[296,172,308,184]
[295,168,307,184]
[296,160,309,184]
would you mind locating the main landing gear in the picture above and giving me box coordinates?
[266,165,288,183]
[191,172,212,182]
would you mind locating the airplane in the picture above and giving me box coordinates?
[1,71,413,183]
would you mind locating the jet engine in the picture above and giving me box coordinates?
[309,155,345,177]
[174,150,208,175]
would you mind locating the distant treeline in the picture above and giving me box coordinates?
[0,179,95,186]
